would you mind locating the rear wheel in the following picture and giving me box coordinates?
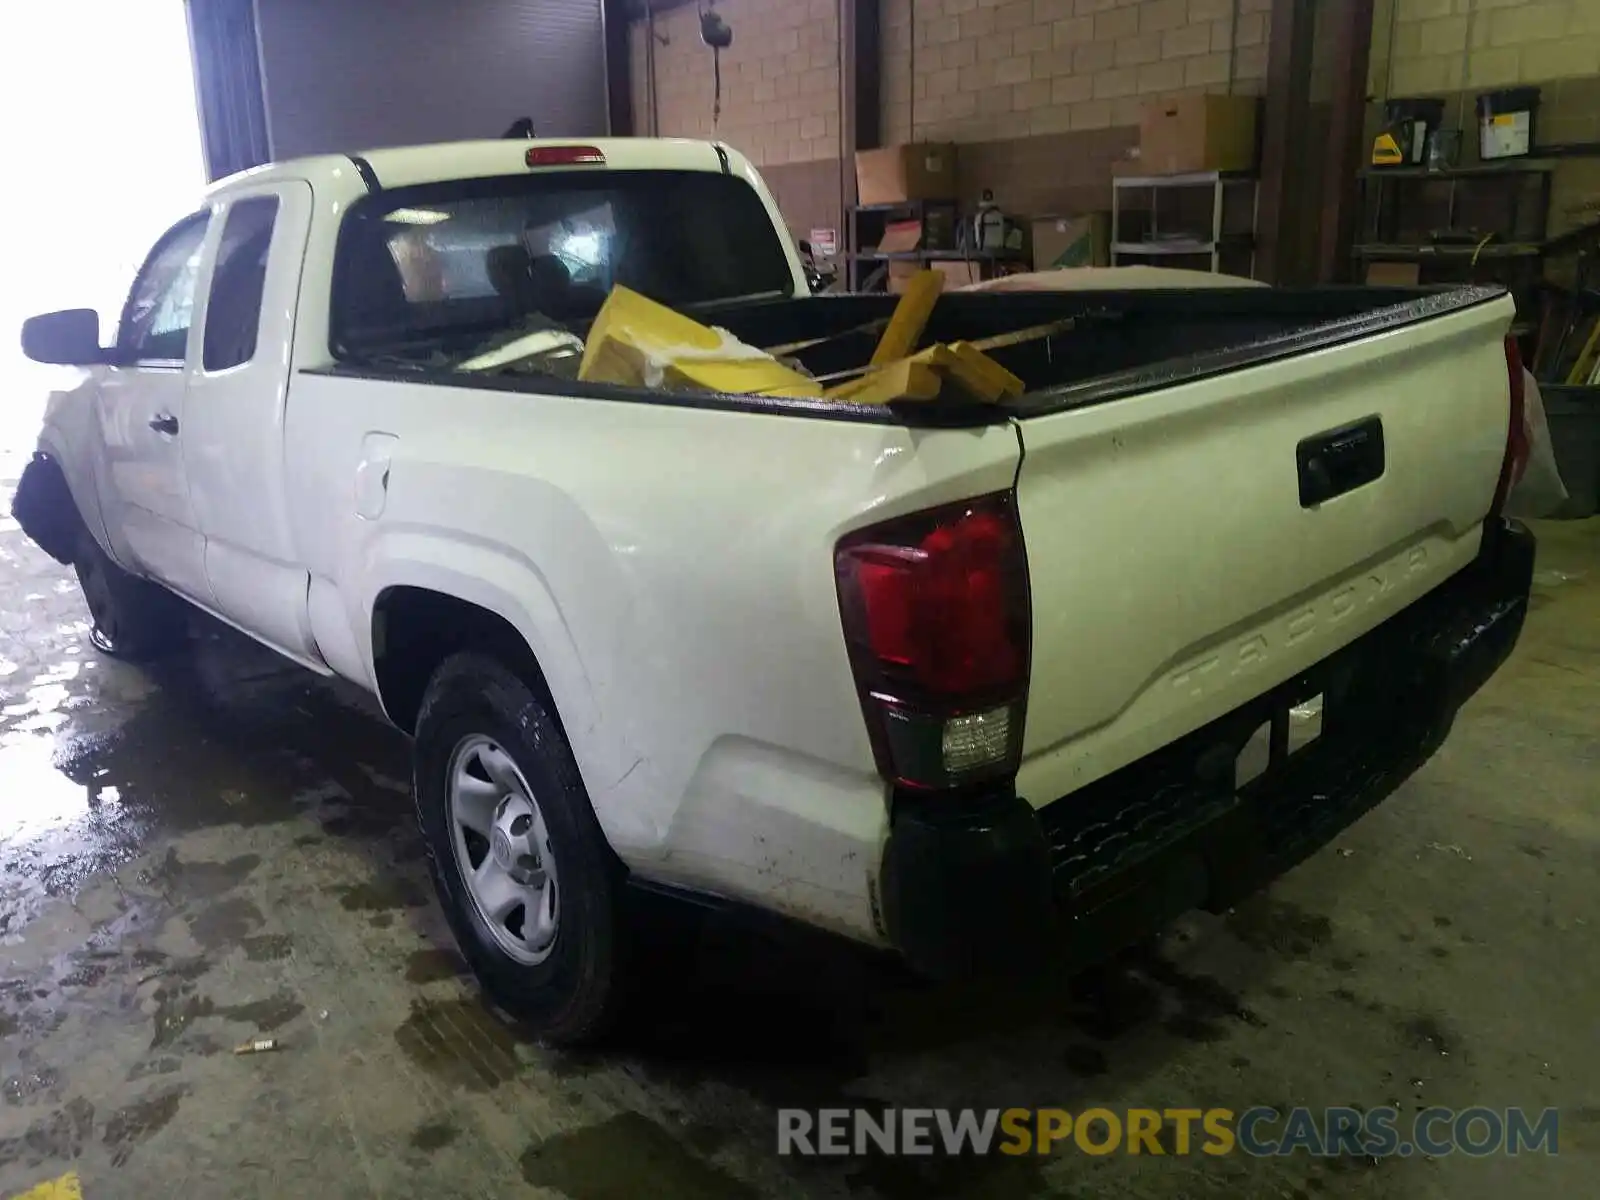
[413,653,627,1045]
[73,528,188,660]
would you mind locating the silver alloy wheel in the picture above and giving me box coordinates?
[446,733,560,965]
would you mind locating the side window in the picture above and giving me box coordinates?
[203,197,279,371]
[119,213,210,363]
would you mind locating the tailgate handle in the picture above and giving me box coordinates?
[1297,416,1384,507]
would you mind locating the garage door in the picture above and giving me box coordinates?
[255,0,609,160]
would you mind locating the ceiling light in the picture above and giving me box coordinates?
[385,208,451,226]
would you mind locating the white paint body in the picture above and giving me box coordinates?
[32,139,1514,948]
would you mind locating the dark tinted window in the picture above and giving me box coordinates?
[330,170,795,362]
[119,213,209,362]
[204,197,279,371]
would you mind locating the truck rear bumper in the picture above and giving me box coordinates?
[881,518,1535,979]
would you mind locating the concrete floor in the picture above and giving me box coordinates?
[0,451,1596,1198]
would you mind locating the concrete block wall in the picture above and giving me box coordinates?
[1365,0,1600,239]
[1371,0,1600,98]
[629,0,1273,233]
[631,0,1270,164]
[880,0,1271,146]
[628,0,841,168]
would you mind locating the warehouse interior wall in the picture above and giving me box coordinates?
[878,0,1269,219]
[1370,0,1600,97]
[1367,0,1600,238]
[630,0,844,243]
[188,0,272,180]
[631,0,1271,239]
[255,0,609,160]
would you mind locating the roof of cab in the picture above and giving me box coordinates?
[206,137,735,200]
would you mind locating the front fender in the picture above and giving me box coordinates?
[33,374,125,568]
[13,452,79,563]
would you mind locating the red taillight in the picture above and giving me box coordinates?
[1493,335,1531,515]
[835,493,1031,790]
[525,145,606,168]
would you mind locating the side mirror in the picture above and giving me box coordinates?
[21,309,106,366]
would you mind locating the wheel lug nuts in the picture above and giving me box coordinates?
[510,814,532,836]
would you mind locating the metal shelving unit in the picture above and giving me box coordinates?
[1111,170,1258,275]
[846,198,1028,291]
[846,199,958,291]
[851,249,1028,264]
[1350,241,1544,261]
[1353,159,1555,262]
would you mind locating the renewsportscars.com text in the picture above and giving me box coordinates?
[777,1106,1561,1158]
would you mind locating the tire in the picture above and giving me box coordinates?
[413,653,627,1045]
[72,527,188,660]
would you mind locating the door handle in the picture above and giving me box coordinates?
[354,432,398,520]
[148,413,179,435]
[1296,416,1384,507]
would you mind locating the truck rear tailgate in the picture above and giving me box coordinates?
[1012,292,1514,807]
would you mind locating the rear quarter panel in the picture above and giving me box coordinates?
[282,372,1020,939]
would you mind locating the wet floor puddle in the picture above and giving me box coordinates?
[404,948,468,984]
[521,1112,762,1200]
[394,997,532,1092]
[102,1087,186,1168]
[0,735,123,847]
[0,1096,95,1172]
[144,951,305,1051]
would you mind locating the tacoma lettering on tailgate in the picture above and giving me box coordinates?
[1169,544,1431,700]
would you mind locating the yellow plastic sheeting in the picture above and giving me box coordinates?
[12,1172,84,1200]
[578,286,822,398]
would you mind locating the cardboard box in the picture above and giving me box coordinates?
[1364,261,1422,286]
[932,260,984,288]
[1139,95,1259,176]
[887,262,921,294]
[855,143,958,206]
[1031,214,1110,271]
[875,219,924,256]
[878,219,925,293]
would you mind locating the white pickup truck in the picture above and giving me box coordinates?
[15,138,1535,1044]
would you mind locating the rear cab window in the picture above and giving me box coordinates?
[328,169,795,369]
[204,196,279,372]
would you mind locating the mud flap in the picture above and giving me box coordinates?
[12,453,82,565]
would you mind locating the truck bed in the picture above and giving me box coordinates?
[698,284,1505,418]
[319,284,1506,426]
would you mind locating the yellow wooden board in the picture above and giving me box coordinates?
[825,359,943,405]
[870,269,944,366]
[1567,317,1600,386]
[920,342,1026,401]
